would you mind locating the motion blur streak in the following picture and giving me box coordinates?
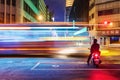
[0,48,61,51]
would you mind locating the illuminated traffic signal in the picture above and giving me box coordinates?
[103,21,113,26]
[109,22,113,26]
[104,21,108,25]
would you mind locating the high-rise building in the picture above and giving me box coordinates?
[69,0,89,22]
[89,0,120,45]
[0,0,47,24]
[65,0,74,22]
[66,0,74,7]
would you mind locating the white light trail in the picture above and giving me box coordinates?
[0,27,80,30]
[74,27,87,35]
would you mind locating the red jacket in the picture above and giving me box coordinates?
[90,43,100,54]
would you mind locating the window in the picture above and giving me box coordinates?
[89,26,94,30]
[92,13,94,18]
[110,37,119,43]
[0,12,4,23]
[89,13,94,20]
[98,9,112,16]
[89,2,95,10]
[89,16,91,20]
[92,26,94,30]
[24,2,37,19]
[12,0,16,6]
[7,0,10,5]
[6,14,10,23]
[31,0,39,9]
[1,0,5,4]
[98,8,120,16]
[23,17,30,22]
[12,14,16,23]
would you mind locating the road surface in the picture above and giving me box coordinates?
[0,41,120,80]
[0,58,120,80]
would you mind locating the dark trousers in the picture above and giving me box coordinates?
[87,53,92,64]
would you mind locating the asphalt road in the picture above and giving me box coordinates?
[0,58,120,80]
[0,41,120,80]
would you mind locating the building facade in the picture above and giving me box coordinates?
[89,0,120,46]
[69,0,89,22]
[0,0,47,24]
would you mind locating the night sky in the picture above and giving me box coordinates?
[44,0,65,21]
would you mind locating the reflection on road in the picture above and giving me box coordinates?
[0,58,119,80]
[90,70,119,80]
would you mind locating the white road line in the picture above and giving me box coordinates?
[33,68,120,71]
[31,62,86,64]
[31,61,120,70]
[30,61,85,70]
[31,61,40,70]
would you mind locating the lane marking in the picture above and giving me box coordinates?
[31,61,40,70]
[32,62,86,64]
[31,61,86,70]
[52,65,60,68]
[31,61,120,71]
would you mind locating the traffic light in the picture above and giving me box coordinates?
[103,21,113,26]
[109,22,113,26]
[104,21,108,25]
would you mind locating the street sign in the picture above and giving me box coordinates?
[98,29,120,36]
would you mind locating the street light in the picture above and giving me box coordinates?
[52,17,55,22]
[38,15,43,21]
